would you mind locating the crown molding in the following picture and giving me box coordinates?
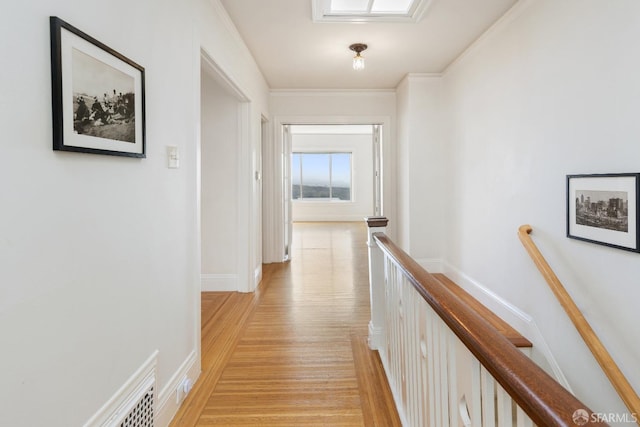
[270,88,396,97]
[442,0,534,76]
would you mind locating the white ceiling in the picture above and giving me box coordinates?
[219,0,519,90]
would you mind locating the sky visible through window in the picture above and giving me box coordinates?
[292,152,351,201]
[329,0,414,14]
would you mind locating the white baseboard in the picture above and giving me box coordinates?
[201,273,238,291]
[254,265,263,289]
[368,321,384,351]
[292,215,369,222]
[156,350,200,427]
[84,350,159,427]
[442,262,572,391]
[377,348,409,427]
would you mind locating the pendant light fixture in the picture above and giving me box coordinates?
[349,43,367,70]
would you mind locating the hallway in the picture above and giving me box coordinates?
[171,222,400,426]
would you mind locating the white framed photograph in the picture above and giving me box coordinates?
[50,16,145,157]
[567,173,639,252]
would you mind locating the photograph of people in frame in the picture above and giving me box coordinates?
[72,48,136,143]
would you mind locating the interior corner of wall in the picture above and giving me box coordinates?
[201,273,238,292]
[155,350,200,427]
[254,265,263,289]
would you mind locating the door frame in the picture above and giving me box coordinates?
[264,115,394,263]
[200,50,254,293]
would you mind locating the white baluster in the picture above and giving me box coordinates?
[516,406,534,427]
[496,384,513,427]
[370,233,547,427]
[438,318,450,426]
[426,303,437,427]
[470,358,483,427]
[447,331,458,427]
[481,367,497,427]
[418,303,428,427]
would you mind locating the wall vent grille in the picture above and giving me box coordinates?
[118,385,154,427]
[83,351,158,427]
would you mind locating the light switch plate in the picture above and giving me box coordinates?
[167,146,179,169]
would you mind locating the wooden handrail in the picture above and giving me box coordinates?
[373,232,606,426]
[518,224,640,422]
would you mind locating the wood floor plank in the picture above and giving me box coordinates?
[351,334,402,427]
[200,293,232,330]
[170,222,399,426]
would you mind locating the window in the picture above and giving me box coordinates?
[292,152,352,201]
[330,0,414,14]
[312,0,430,22]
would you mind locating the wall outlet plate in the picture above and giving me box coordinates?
[175,376,192,404]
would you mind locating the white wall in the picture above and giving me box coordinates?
[1,1,199,425]
[396,75,445,268]
[196,1,270,292]
[291,132,374,222]
[0,0,269,425]
[438,0,640,419]
[201,72,239,289]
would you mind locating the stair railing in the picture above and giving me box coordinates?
[518,224,640,424]
[366,217,606,426]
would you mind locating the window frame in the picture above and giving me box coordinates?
[311,0,432,23]
[291,151,353,203]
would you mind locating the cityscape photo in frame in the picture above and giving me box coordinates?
[50,16,145,157]
[567,173,640,252]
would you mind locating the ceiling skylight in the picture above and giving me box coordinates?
[312,0,431,22]
[330,0,413,14]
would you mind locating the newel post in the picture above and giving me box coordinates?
[365,216,388,351]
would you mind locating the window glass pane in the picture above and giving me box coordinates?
[371,0,414,13]
[331,153,351,201]
[302,154,330,199]
[330,0,369,13]
[291,153,301,200]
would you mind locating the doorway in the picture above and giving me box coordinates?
[200,51,256,293]
[283,124,382,260]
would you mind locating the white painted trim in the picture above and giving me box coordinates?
[254,265,263,288]
[156,351,200,427]
[270,89,396,96]
[402,72,443,81]
[199,48,254,295]
[261,115,276,263]
[193,31,204,410]
[377,350,410,427]
[443,263,533,332]
[201,274,238,292]
[83,350,159,427]
[236,100,253,293]
[443,0,534,76]
[442,262,572,391]
[368,321,384,351]
[201,50,249,102]
[311,0,434,23]
[208,0,264,79]
[293,215,373,222]
[268,113,397,265]
[414,257,572,390]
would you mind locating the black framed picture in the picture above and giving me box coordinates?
[50,16,145,157]
[567,173,640,252]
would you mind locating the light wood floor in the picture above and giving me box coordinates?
[170,222,400,426]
